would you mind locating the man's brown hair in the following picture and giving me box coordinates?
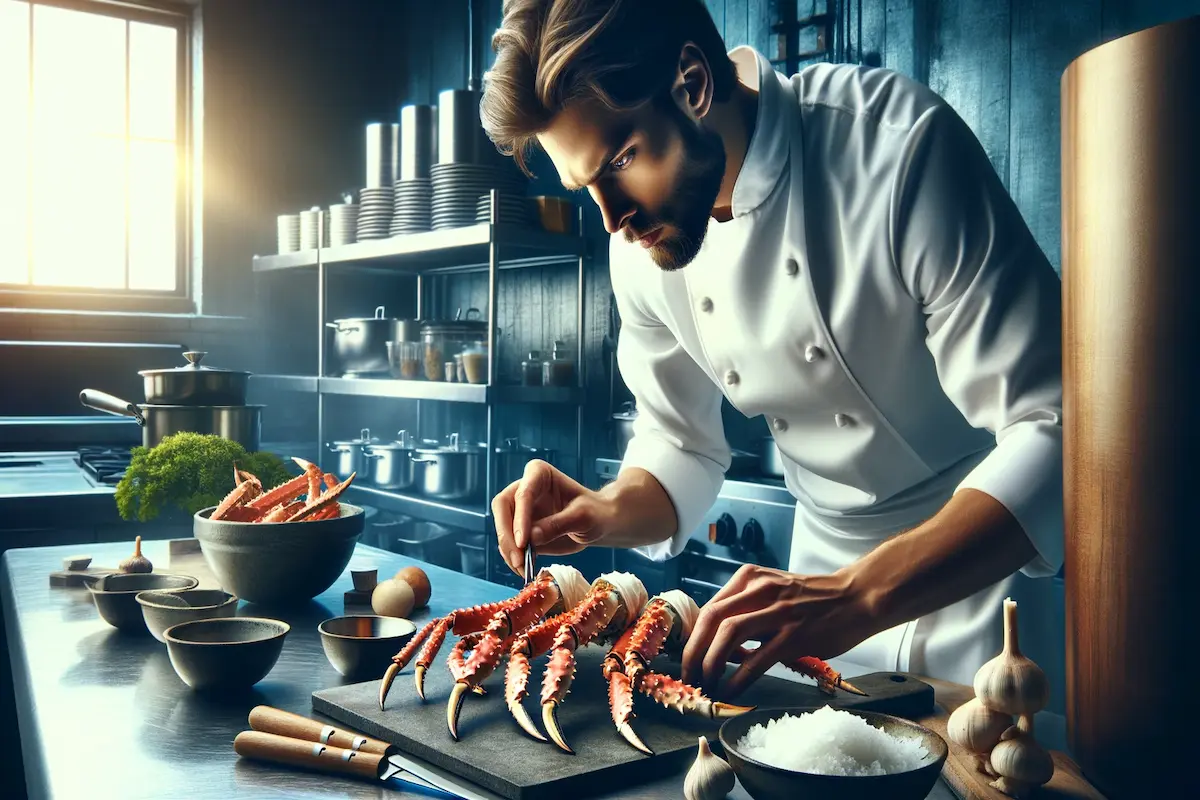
[480,0,737,175]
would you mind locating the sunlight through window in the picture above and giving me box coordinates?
[0,0,183,295]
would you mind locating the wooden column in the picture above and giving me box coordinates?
[1061,14,1199,799]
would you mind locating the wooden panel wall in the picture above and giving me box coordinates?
[394,0,1200,487]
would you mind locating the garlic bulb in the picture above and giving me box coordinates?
[988,720,1054,798]
[684,736,735,800]
[119,536,152,574]
[946,696,1012,774]
[973,598,1049,716]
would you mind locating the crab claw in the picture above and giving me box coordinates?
[541,701,573,754]
[379,662,400,710]
[415,665,427,700]
[510,702,545,742]
[608,671,653,756]
[447,682,470,740]
[617,721,652,756]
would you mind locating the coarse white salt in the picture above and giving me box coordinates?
[735,706,934,776]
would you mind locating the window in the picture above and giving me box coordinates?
[0,0,192,310]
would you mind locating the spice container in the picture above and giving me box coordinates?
[520,351,542,386]
[462,341,488,385]
[420,308,488,381]
[387,341,423,380]
[444,361,456,382]
[542,340,576,387]
[454,353,466,383]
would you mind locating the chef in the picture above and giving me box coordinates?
[480,0,1063,695]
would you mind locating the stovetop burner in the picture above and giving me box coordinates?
[76,446,134,486]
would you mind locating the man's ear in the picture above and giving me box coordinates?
[671,42,715,121]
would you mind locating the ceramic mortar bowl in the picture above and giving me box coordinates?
[718,707,948,800]
[192,503,365,606]
[163,617,290,691]
[318,614,417,680]
[86,573,200,633]
[136,589,239,643]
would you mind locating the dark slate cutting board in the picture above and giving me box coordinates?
[312,646,933,800]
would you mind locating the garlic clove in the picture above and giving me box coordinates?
[973,597,1050,716]
[119,536,153,574]
[684,735,735,800]
[947,696,1012,754]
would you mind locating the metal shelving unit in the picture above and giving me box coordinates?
[253,192,590,579]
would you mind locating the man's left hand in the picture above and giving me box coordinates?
[680,564,876,700]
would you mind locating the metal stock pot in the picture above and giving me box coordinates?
[410,434,485,501]
[139,350,250,405]
[363,431,420,491]
[78,389,262,451]
[327,428,379,476]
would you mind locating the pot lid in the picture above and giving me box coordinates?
[331,305,399,324]
[420,306,487,332]
[367,430,416,450]
[330,427,378,447]
[494,437,551,454]
[138,351,251,378]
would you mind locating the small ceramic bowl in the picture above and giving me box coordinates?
[350,568,378,592]
[718,707,948,800]
[164,617,289,691]
[136,589,239,643]
[318,614,416,680]
[86,573,199,633]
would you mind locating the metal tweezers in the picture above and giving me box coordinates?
[523,544,535,584]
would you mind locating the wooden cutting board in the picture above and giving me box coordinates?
[312,647,935,800]
[914,678,1107,800]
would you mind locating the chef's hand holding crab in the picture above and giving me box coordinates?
[681,563,869,700]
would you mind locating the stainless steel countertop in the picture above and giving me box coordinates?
[2,539,958,800]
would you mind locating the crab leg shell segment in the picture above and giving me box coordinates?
[623,597,675,688]
[637,672,754,718]
[285,472,355,522]
[789,655,867,696]
[246,473,307,510]
[210,479,261,520]
[504,611,572,742]
[607,671,650,756]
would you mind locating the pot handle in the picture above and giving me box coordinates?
[374,306,386,319]
[363,451,383,459]
[410,455,438,464]
[79,389,146,426]
[325,322,361,333]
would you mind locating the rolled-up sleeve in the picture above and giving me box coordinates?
[610,239,729,561]
[891,103,1064,579]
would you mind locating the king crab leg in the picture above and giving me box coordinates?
[379,565,586,710]
[729,647,866,696]
[503,611,574,742]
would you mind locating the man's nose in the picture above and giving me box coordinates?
[590,186,635,234]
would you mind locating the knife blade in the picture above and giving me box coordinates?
[234,730,461,797]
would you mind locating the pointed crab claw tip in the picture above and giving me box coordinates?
[472,685,487,696]
[713,702,756,718]
[415,665,427,701]
[542,701,574,754]
[447,682,470,740]
[510,703,548,742]
[379,663,400,710]
[839,679,868,696]
[617,722,653,756]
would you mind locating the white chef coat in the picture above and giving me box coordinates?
[613,47,1064,686]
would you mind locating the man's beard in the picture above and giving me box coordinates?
[625,105,726,271]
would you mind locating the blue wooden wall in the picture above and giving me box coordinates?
[394,0,1200,477]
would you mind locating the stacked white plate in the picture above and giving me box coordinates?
[277,214,300,253]
[356,188,392,240]
[391,178,432,236]
[431,163,528,230]
[475,193,538,228]
[299,208,322,250]
[329,203,359,247]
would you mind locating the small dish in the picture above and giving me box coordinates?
[163,617,290,691]
[136,589,239,643]
[86,573,199,633]
[350,568,378,592]
[318,614,416,680]
[718,706,948,800]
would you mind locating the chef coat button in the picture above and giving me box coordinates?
[772,417,789,433]
[804,345,824,363]
[725,370,740,386]
[785,258,800,277]
[699,297,714,313]
[834,413,852,428]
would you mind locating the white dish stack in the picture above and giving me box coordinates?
[329,202,359,247]
[299,207,322,250]
[277,214,300,253]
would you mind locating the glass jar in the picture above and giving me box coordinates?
[444,360,456,382]
[520,351,542,386]
[542,340,575,387]
[387,341,423,380]
[454,353,466,383]
[420,310,488,381]
[461,340,488,385]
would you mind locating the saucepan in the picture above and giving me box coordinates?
[139,351,251,405]
[79,389,263,451]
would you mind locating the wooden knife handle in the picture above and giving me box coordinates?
[247,705,391,756]
[234,730,383,781]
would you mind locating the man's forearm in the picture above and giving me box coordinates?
[594,467,680,549]
[844,488,1040,636]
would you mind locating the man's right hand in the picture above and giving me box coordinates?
[492,460,616,575]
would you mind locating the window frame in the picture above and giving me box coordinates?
[0,0,198,314]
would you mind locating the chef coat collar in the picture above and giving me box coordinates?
[728,46,793,219]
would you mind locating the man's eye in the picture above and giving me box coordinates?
[612,149,635,171]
